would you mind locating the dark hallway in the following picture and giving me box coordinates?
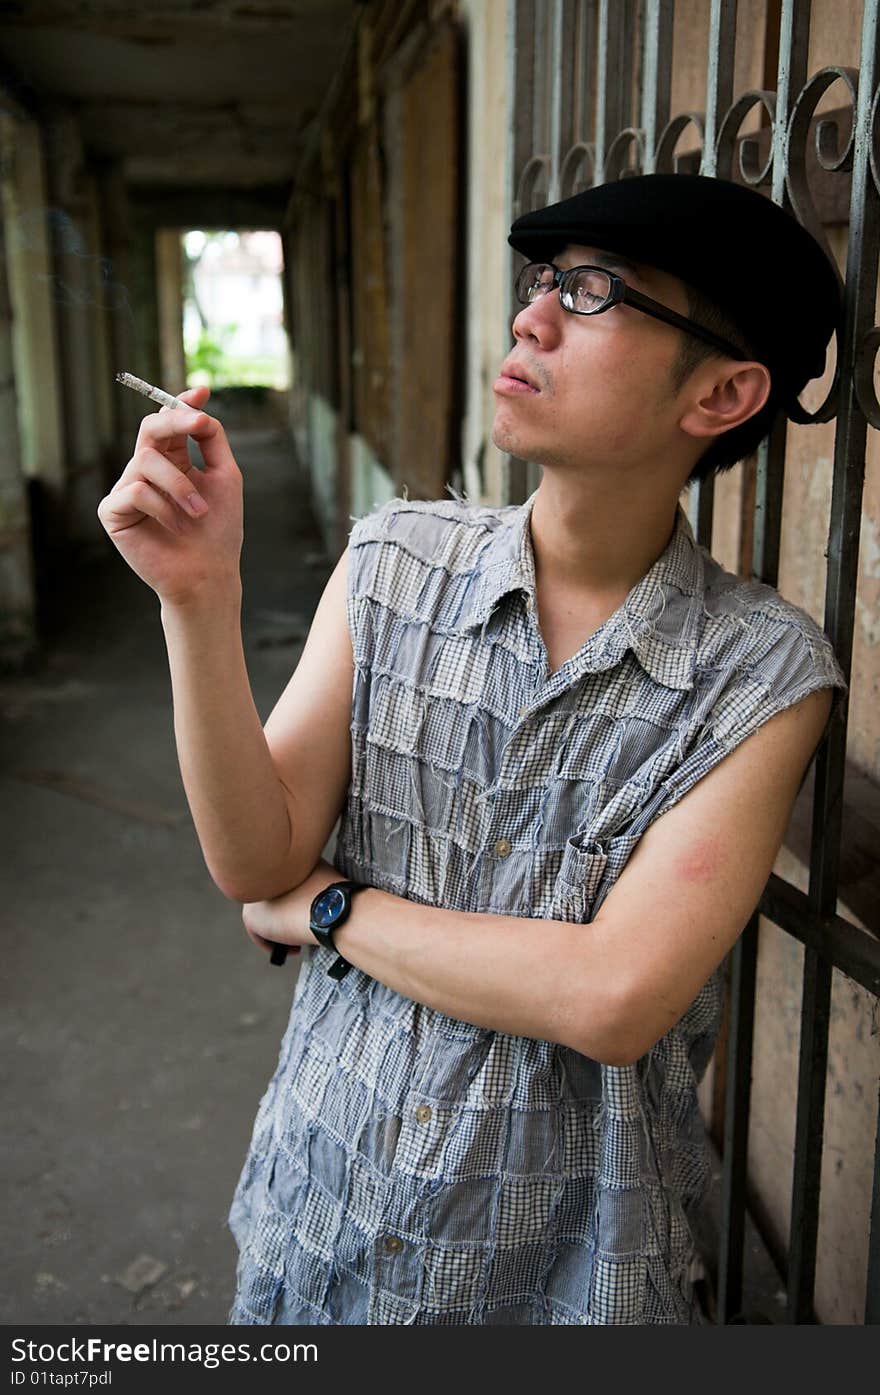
[1,420,332,1323]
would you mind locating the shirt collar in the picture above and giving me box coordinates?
[453,488,703,692]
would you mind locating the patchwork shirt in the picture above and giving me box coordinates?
[228,487,846,1325]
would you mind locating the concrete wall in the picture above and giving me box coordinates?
[306,399,396,545]
[306,394,343,555]
[0,115,65,497]
[0,173,36,667]
[98,162,140,451]
[42,109,107,540]
[156,228,187,396]
[350,432,396,523]
[304,396,398,549]
[82,172,115,479]
[128,221,161,418]
[458,0,513,507]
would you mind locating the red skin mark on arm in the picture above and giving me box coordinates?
[675,837,721,883]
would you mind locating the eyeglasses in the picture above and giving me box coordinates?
[514,261,748,361]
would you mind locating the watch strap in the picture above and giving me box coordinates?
[310,880,365,980]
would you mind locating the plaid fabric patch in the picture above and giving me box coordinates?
[228,488,847,1326]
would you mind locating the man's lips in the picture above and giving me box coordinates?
[494,362,541,394]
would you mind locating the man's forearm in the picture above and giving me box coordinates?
[160,587,299,901]
[341,888,602,1050]
[261,862,629,1062]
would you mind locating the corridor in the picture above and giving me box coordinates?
[1,419,333,1324]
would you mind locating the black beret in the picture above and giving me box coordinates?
[508,173,841,409]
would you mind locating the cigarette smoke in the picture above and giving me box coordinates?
[9,207,135,322]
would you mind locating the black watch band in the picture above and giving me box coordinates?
[309,880,366,981]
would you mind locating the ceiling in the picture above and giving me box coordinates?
[0,0,362,186]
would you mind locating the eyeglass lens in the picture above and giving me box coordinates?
[515,263,613,314]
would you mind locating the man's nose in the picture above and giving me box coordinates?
[512,289,564,344]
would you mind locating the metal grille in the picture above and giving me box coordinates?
[507,0,880,1325]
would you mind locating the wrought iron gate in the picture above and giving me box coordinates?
[506,0,880,1325]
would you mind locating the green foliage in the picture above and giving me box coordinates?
[185,324,238,386]
[186,337,287,388]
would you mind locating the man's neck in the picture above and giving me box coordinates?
[528,473,682,603]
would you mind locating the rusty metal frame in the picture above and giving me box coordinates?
[508,0,879,1325]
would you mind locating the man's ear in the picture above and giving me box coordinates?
[678,360,772,440]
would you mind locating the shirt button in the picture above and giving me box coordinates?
[518,706,529,719]
[494,837,512,858]
[415,1103,432,1124]
[383,1235,404,1254]
[525,595,534,611]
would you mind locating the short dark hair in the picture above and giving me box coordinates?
[670,284,782,484]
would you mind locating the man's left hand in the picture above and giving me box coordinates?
[242,859,344,955]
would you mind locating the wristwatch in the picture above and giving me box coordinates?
[309,880,366,981]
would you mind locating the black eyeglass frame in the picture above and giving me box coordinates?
[514,261,749,362]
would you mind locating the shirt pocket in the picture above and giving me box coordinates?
[548,838,609,923]
[548,827,645,923]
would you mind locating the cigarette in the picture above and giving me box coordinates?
[115,371,186,410]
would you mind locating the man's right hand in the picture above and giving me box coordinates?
[97,384,244,607]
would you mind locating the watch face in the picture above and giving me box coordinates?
[313,886,346,928]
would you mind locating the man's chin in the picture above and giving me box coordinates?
[491,422,527,457]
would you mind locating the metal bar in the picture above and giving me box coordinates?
[594,0,626,182]
[686,470,714,550]
[787,0,876,1325]
[687,2,733,551]
[716,914,759,1323]
[572,0,595,142]
[770,0,811,207]
[760,874,880,998]
[532,0,550,156]
[621,0,638,132]
[640,0,674,173]
[548,0,566,200]
[511,0,539,199]
[866,1081,880,1324]
[701,0,737,176]
[751,412,786,586]
[745,7,818,1324]
[787,956,831,1325]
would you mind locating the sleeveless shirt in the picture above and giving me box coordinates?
[227,487,847,1325]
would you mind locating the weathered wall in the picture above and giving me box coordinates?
[350,432,397,523]
[97,162,139,452]
[82,172,115,479]
[0,168,36,667]
[0,115,65,497]
[459,0,512,508]
[43,108,107,541]
[155,228,186,400]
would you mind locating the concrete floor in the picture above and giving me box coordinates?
[0,423,333,1325]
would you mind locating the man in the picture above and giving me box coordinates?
[98,174,846,1324]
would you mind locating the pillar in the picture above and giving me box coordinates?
[0,200,37,667]
[156,226,187,394]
